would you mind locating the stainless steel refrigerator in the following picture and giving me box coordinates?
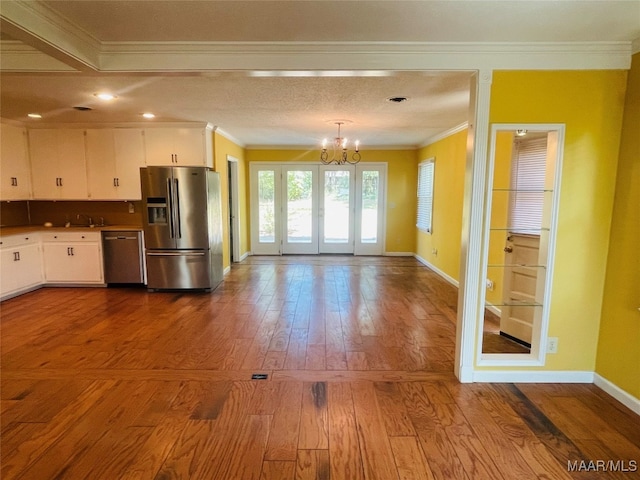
[140,166,223,291]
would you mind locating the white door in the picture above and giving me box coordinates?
[282,166,318,254]
[319,165,355,253]
[250,163,387,256]
[355,164,386,255]
[250,165,282,255]
[500,234,541,345]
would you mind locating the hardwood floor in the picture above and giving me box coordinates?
[1,256,638,479]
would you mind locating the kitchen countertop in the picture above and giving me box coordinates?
[0,225,143,236]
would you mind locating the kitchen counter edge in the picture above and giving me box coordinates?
[0,225,143,236]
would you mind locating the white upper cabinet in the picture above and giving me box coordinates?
[86,128,146,200]
[29,129,88,200]
[144,127,212,167]
[0,123,32,200]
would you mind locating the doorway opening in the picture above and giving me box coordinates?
[227,156,241,263]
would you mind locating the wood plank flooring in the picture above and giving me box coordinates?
[1,255,638,479]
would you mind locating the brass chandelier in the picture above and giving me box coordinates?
[320,122,361,164]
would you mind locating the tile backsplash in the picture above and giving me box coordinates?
[1,200,143,227]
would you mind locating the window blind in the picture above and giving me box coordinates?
[510,137,547,234]
[417,159,435,233]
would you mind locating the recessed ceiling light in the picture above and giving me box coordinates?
[94,92,117,101]
[142,112,155,119]
[27,113,42,119]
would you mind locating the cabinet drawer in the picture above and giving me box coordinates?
[0,233,40,249]
[41,231,101,243]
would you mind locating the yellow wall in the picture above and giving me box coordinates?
[245,149,417,253]
[213,131,248,269]
[596,54,640,398]
[487,70,627,371]
[485,131,513,305]
[415,129,467,279]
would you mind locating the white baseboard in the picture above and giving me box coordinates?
[485,302,501,316]
[223,266,231,275]
[594,373,640,415]
[472,370,595,384]
[413,254,459,287]
[239,251,250,261]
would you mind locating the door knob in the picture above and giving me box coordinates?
[504,246,513,253]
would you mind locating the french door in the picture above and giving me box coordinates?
[250,163,386,255]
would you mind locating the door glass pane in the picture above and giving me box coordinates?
[258,170,275,243]
[287,170,313,243]
[324,170,350,243]
[361,170,379,243]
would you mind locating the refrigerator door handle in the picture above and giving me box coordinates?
[147,251,206,257]
[166,178,175,238]
[174,178,182,238]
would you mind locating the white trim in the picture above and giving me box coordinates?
[223,265,231,275]
[226,155,242,263]
[594,374,640,416]
[419,122,468,148]
[456,70,492,383]
[239,251,251,262]
[215,127,246,148]
[473,370,594,383]
[0,0,101,70]
[414,254,459,287]
[97,41,633,72]
[484,302,501,317]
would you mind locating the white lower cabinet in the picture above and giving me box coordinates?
[0,234,44,300]
[42,232,104,284]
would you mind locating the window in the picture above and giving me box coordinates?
[417,158,435,233]
[509,136,547,233]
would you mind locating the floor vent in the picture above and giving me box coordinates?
[251,373,268,380]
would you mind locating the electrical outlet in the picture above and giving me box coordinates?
[547,337,558,354]
[432,248,438,256]
[128,202,135,214]
[486,279,494,291]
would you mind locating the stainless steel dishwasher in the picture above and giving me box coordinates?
[102,230,145,284]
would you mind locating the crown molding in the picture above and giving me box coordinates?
[96,41,633,72]
[212,126,246,148]
[0,37,634,73]
[0,0,100,70]
[419,122,469,149]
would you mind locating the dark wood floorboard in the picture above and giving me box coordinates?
[1,255,638,479]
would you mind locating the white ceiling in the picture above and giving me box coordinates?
[1,1,639,148]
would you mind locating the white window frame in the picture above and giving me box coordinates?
[417,158,435,233]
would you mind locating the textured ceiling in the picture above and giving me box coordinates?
[1,1,638,148]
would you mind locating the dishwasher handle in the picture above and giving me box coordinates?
[104,236,138,240]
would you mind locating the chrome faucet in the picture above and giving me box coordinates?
[76,213,93,226]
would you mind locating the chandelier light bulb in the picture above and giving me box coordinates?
[320,122,362,164]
